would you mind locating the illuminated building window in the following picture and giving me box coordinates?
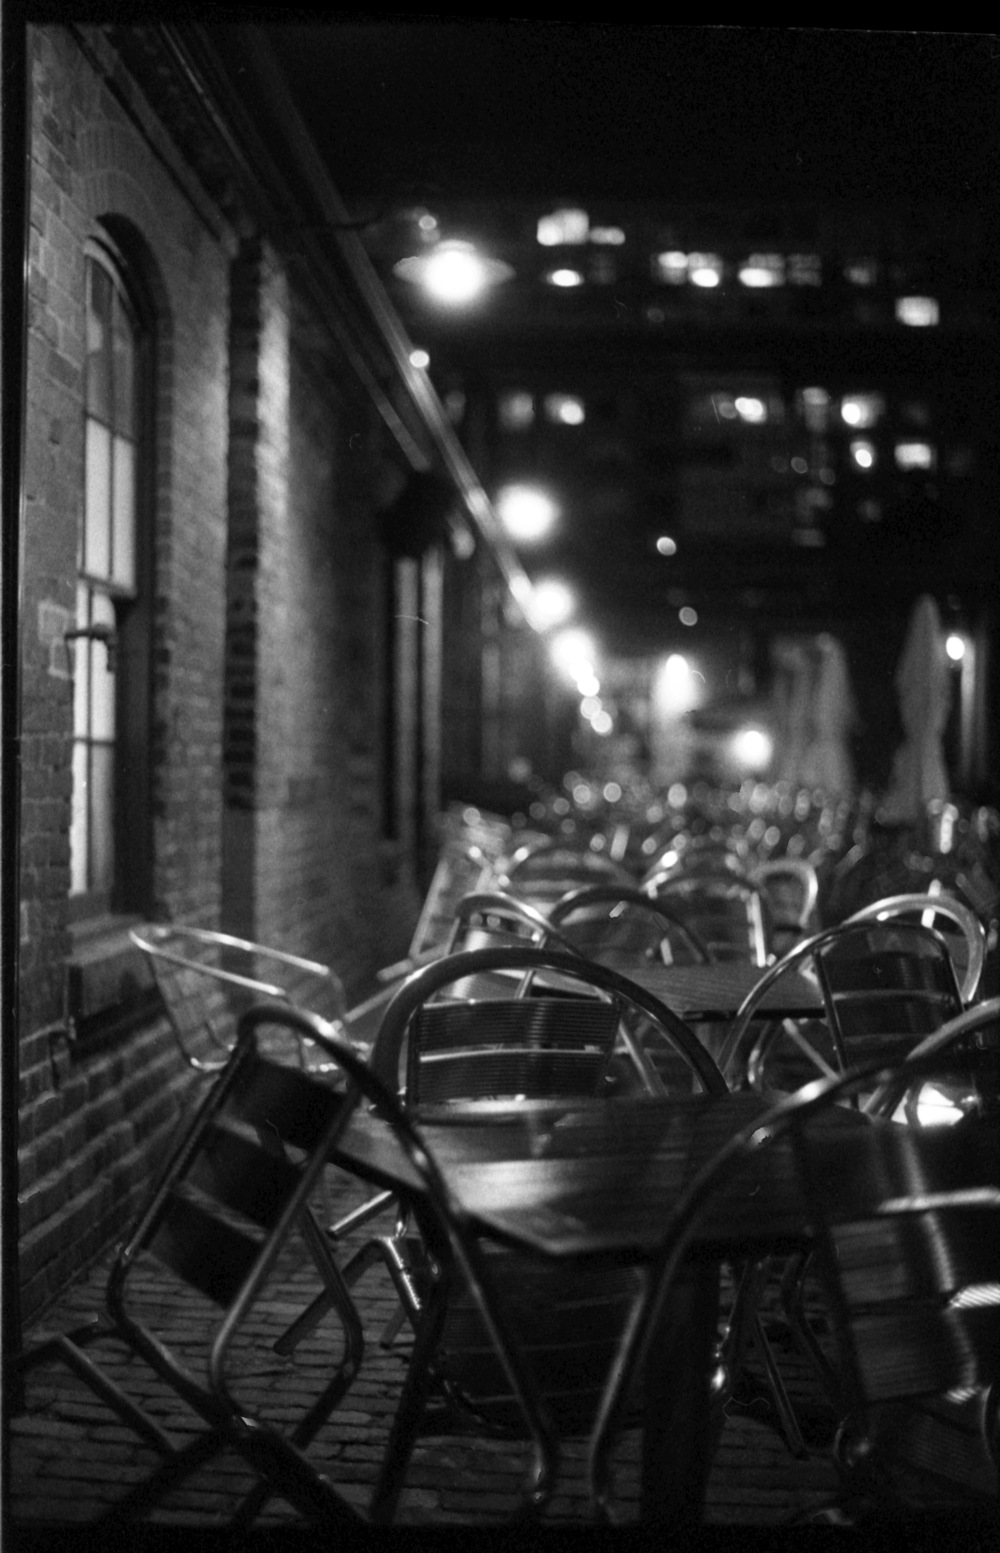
[653,250,688,284]
[734,396,767,424]
[895,441,936,471]
[537,208,589,246]
[788,253,822,285]
[738,253,785,287]
[797,386,831,433]
[498,390,534,431]
[849,439,877,470]
[896,296,939,326]
[840,393,885,429]
[589,226,626,245]
[543,393,586,426]
[688,253,724,288]
[844,258,878,286]
[546,268,585,288]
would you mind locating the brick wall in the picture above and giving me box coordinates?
[16,24,428,1322]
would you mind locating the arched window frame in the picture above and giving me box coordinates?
[70,234,154,919]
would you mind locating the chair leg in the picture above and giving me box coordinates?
[369,1285,452,1524]
[719,1259,807,1458]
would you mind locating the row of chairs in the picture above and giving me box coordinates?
[11,967,998,1527]
[12,815,999,1528]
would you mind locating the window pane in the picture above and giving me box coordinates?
[89,593,116,740]
[73,582,90,732]
[86,260,112,421]
[112,435,136,590]
[111,288,137,436]
[70,741,89,896]
[89,743,114,895]
[84,418,111,578]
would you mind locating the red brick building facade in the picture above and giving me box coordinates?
[13,23,547,1322]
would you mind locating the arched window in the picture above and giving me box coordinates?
[70,239,151,912]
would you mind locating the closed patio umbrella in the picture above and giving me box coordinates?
[880,594,952,823]
[798,634,856,798]
[770,638,813,786]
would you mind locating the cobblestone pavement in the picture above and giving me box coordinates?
[7,1172,842,1534]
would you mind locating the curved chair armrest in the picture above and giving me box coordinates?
[445,891,583,958]
[548,884,715,965]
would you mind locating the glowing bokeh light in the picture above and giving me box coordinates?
[547,269,585,288]
[732,728,773,771]
[551,627,598,684]
[408,348,430,370]
[496,484,559,542]
[591,710,613,735]
[679,606,698,627]
[422,244,489,303]
[656,535,678,557]
[850,439,876,470]
[946,634,967,663]
[896,296,940,327]
[735,396,767,424]
[530,577,574,630]
[895,441,936,471]
[536,208,589,246]
[544,394,586,426]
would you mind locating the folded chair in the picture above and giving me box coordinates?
[9,1002,368,1532]
[129,923,352,1074]
[589,1042,1000,1525]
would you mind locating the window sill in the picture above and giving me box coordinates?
[66,914,159,1043]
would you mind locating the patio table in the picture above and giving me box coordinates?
[331,1089,865,1523]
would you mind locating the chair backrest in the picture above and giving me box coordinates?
[645,873,770,967]
[130,923,347,1073]
[371,945,729,1103]
[846,891,987,1005]
[719,919,965,1098]
[501,839,634,901]
[407,843,498,959]
[547,883,714,966]
[589,1043,1000,1518]
[816,920,965,1070]
[752,857,820,956]
[406,995,622,1107]
[444,890,579,955]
